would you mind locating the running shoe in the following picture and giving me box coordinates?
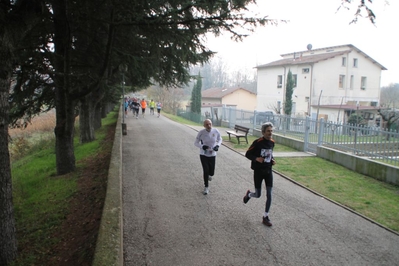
[243,190,251,204]
[208,175,212,181]
[262,216,272,226]
[203,187,209,195]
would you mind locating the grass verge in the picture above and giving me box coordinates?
[165,112,399,233]
[276,157,399,232]
[11,109,118,265]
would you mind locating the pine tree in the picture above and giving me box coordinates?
[284,70,294,115]
[191,73,202,114]
[195,73,203,114]
[190,81,197,113]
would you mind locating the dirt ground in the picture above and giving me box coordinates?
[35,124,115,266]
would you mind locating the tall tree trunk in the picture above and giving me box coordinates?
[79,94,95,143]
[92,85,105,130]
[0,1,46,262]
[53,0,76,175]
[79,85,104,143]
[101,98,108,118]
[94,102,102,130]
[54,90,77,174]
[0,50,17,265]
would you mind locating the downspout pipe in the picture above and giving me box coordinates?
[308,63,314,116]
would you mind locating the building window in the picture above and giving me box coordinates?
[277,75,282,88]
[350,75,354,90]
[302,68,310,74]
[293,74,297,87]
[342,57,346,66]
[353,58,358,67]
[339,75,345,89]
[361,76,367,90]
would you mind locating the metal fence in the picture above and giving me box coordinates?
[178,107,399,166]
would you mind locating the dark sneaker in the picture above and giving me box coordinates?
[243,190,251,204]
[262,216,272,226]
[208,175,212,181]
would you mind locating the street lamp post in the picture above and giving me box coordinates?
[120,64,128,135]
[122,74,125,124]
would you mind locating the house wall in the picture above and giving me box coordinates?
[222,89,256,111]
[288,64,312,116]
[257,45,382,121]
[310,52,381,106]
[256,67,285,112]
[202,97,220,105]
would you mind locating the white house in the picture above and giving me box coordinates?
[255,44,386,124]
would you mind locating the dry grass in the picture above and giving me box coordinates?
[9,111,57,162]
[9,111,56,138]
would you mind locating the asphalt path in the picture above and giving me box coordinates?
[122,113,399,266]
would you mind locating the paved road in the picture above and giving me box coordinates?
[122,114,399,266]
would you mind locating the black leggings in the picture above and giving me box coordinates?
[200,155,215,187]
[252,168,273,213]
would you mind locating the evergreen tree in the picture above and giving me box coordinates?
[195,73,203,113]
[191,73,202,114]
[190,81,197,113]
[284,70,294,115]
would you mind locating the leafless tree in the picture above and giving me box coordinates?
[146,85,185,115]
[380,83,399,109]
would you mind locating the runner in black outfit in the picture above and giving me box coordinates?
[243,122,276,226]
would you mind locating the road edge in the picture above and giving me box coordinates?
[92,106,123,266]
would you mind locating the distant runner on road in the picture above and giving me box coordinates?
[156,101,162,118]
[149,99,155,115]
[140,98,147,118]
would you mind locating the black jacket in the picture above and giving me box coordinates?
[245,137,275,170]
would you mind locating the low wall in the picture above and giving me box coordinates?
[254,129,399,186]
[317,146,399,186]
[92,107,123,266]
[269,133,305,152]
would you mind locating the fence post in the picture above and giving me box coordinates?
[229,107,232,128]
[318,118,324,146]
[222,106,226,126]
[304,116,310,152]
[254,110,258,127]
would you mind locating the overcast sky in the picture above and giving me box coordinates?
[206,0,398,87]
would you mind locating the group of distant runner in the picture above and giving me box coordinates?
[124,97,162,118]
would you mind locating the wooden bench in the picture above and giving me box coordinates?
[226,125,250,144]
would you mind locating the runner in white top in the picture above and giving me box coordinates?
[194,119,222,195]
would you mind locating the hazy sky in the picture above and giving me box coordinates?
[206,0,398,87]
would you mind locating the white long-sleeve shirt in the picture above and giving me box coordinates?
[194,128,222,157]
